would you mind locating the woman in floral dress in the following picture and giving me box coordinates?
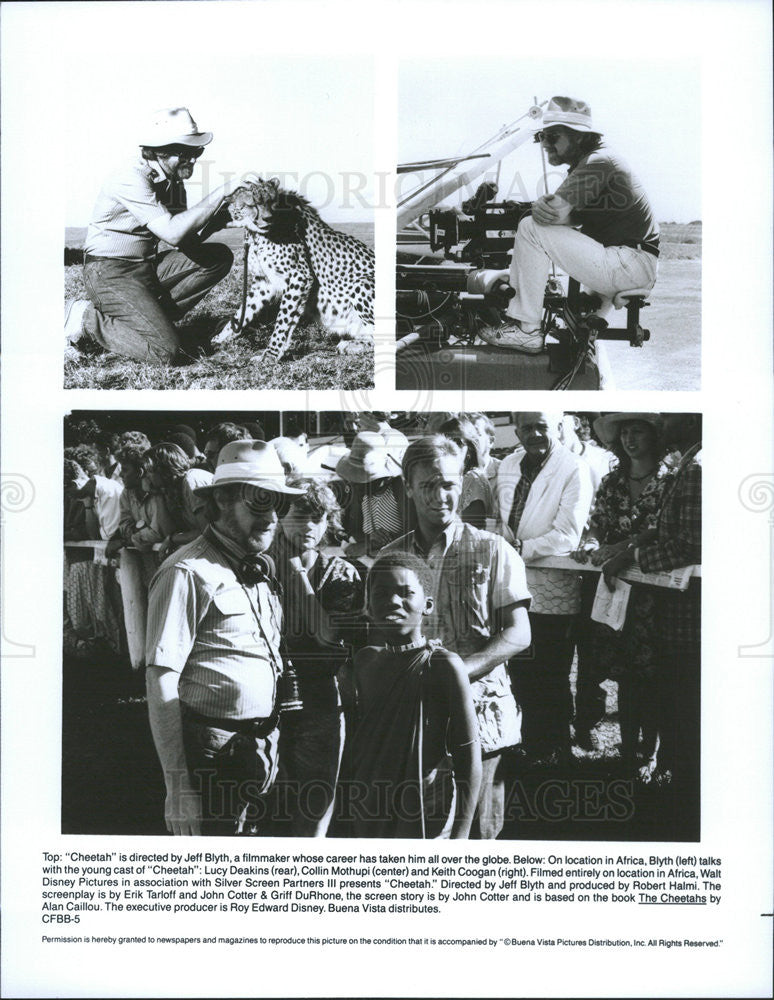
[576,413,674,780]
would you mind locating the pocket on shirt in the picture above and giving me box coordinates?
[445,580,489,648]
[212,587,252,616]
[211,587,259,643]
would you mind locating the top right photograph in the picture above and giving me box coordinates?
[395,58,700,391]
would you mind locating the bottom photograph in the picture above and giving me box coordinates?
[62,409,701,841]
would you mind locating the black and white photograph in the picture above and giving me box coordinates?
[395,59,701,391]
[62,60,375,391]
[62,410,701,843]
[2,0,773,997]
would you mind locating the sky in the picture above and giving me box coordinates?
[398,57,702,223]
[56,10,373,226]
[39,9,700,226]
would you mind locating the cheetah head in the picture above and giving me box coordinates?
[226,177,284,230]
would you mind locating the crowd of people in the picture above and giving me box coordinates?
[63,410,702,839]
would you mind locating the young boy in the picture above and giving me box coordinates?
[347,551,482,839]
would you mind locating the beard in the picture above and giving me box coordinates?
[219,504,276,554]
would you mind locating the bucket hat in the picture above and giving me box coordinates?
[335,432,402,484]
[194,440,304,496]
[542,96,600,134]
[140,107,213,148]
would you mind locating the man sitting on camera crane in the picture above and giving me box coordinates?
[480,96,659,355]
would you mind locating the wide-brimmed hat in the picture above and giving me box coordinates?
[593,413,662,448]
[335,432,402,484]
[270,436,313,476]
[194,440,304,496]
[140,107,213,149]
[542,96,600,134]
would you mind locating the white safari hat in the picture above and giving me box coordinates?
[542,96,600,134]
[194,440,304,496]
[140,107,213,148]
[593,413,662,448]
[335,432,402,484]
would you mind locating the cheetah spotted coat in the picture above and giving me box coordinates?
[214,178,374,363]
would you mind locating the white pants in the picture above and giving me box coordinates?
[505,216,658,328]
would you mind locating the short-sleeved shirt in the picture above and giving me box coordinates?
[382,519,530,753]
[460,467,495,519]
[85,156,188,260]
[146,533,283,719]
[557,144,659,248]
[93,475,124,540]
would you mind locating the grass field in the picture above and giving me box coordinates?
[64,224,375,391]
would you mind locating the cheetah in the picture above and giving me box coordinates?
[213,178,374,362]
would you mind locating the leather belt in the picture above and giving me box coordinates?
[621,241,660,258]
[83,253,154,265]
[181,703,279,738]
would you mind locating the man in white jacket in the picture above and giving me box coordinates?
[496,413,593,761]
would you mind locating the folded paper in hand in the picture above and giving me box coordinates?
[591,575,631,631]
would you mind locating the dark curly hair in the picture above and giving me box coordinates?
[118,430,151,452]
[65,444,99,477]
[117,444,149,468]
[571,131,604,157]
[285,478,345,541]
[368,550,434,599]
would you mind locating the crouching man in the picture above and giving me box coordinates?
[66,107,244,364]
[145,440,304,835]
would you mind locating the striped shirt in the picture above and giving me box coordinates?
[508,449,549,537]
[146,533,283,719]
[361,481,402,537]
[84,156,188,260]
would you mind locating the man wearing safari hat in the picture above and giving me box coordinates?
[481,96,659,354]
[145,440,304,836]
[336,431,407,557]
[65,107,244,364]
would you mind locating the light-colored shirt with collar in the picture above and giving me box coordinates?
[85,155,188,260]
[145,531,282,720]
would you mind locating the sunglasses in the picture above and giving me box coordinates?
[158,145,205,160]
[535,129,566,145]
[241,484,292,518]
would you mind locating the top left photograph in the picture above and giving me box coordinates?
[63,54,375,391]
